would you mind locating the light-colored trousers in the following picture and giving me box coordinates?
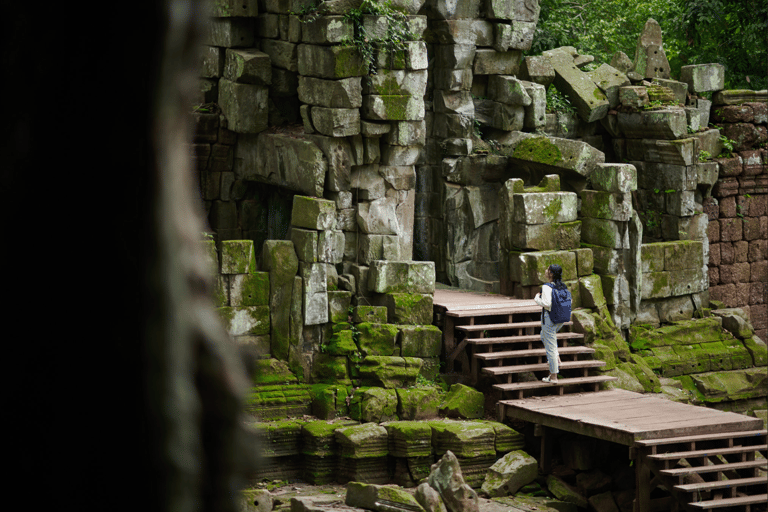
[541,310,563,374]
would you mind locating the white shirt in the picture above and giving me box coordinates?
[534,284,552,310]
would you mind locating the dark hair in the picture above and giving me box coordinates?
[548,264,567,290]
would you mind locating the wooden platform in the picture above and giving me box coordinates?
[499,388,764,446]
[433,287,539,317]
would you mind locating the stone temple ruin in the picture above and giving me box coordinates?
[193,0,767,509]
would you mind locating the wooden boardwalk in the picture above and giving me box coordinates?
[498,389,764,445]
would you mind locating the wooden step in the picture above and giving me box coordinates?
[492,375,618,393]
[688,494,768,510]
[636,430,767,449]
[482,360,606,376]
[466,332,584,345]
[476,346,595,361]
[648,444,768,461]
[675,476,768,493]
[659,459,767,477]
[456,320,572,332]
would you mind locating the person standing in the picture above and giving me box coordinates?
[534,264,570,383]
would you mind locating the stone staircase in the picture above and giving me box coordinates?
[634,430,768,511]
[441,300,617,399]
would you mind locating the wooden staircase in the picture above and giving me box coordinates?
[634,429,768,511]
[434,289,617,399]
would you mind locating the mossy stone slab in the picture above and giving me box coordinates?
[354,305,388,324]
[396,388,440,420]
[358,356,422,388]
[743,336,768,366]
[221,240,258,274]
[579,274,606,309]
[323,329,358,356]
[400,325,442,357]
[508,250,577,286]
[482,450,538,497]
[640,271,671,299]
[327,290,353,323]
[590,163,637,193]
[384,292,434,325]
[359,387,399,423]
[579,191,631,221]
[309,384,349,420]
[574,248,594,276]
[357,322,399,356]
[689,368,768,403]
[510,221,581,251]
[440,383,484,419]
[581,217,624,249]
[218,305,270,336]
[229,272,270,307]
[291,195,336,230]
[311,353,350,384]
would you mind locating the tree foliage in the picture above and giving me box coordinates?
[531,0,767,90]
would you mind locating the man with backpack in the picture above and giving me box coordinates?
[534,264,572,384]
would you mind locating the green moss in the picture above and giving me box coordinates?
[542,196,562,222]
[512,137,563,166]
[379,94,410,120]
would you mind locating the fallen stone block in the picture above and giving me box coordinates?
[712,89,768,105]
[513,191,577,224]
[625,138,699,166]
[481,450,537,497]
[487,75,531,106]
[224,48,271,85]
[588,64,630,108]
[502,131,605,177]
[544,47,609,122]
[680,63,725,93]
[346,482,426,512]
[486,0,541,22]
[520,55,554,87]
[617,108,687,139]
[427,451,480,512]
[292,195,336,230]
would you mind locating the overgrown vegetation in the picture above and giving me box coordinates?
[531,0,767,90]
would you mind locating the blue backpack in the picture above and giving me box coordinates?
[545,283,572,324]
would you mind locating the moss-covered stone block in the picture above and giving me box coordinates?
[218,305,270,336]
[335,421,389,458]
[579,191,632,221]
[689,368,768,403]
[512,192,578,224]
[354,305,388,324]
[603,364,646,393]
[663,240,704,271]
[357,322,399,356]
[383,293,433,325]
[399,325,442,357]
[291,228,318,263]
[291,195,336,230]
[510,221,581,251]
[440,383,484,419]
[252,358,299,386]
[220,240,258,275]
[509,250,577,286]
[672,344,711,374]
[359,387,398,423]
[640,243,665,273]
[641,271,671,299]
[310,384,349,419]
[574,248,593,276]
[244,383,312,420]
[262,240,299,362]
[311,353,350,384]
[323,329,358,356]
[346,482,424,511]
[743,336,768,367]
[396,388,440,420]
[328,290,353,323]
[580,217,623,249]
[229,271,270,307]
[629,354,661,392]
[579,274,606,309]
[369,260,436,294]
[358,356,422,388]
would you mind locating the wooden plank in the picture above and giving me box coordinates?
[675,476,767,492]
[636,430,768,447]
[476,346,595,360]
[659,459,766,476]
[688,494,768,509]
[494,375,617,392]
[467,332,584,345]
[482,360,606,376]
[457,321,572,332]
[648,444,768,461]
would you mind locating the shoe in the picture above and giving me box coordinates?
[542,376,557,384]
